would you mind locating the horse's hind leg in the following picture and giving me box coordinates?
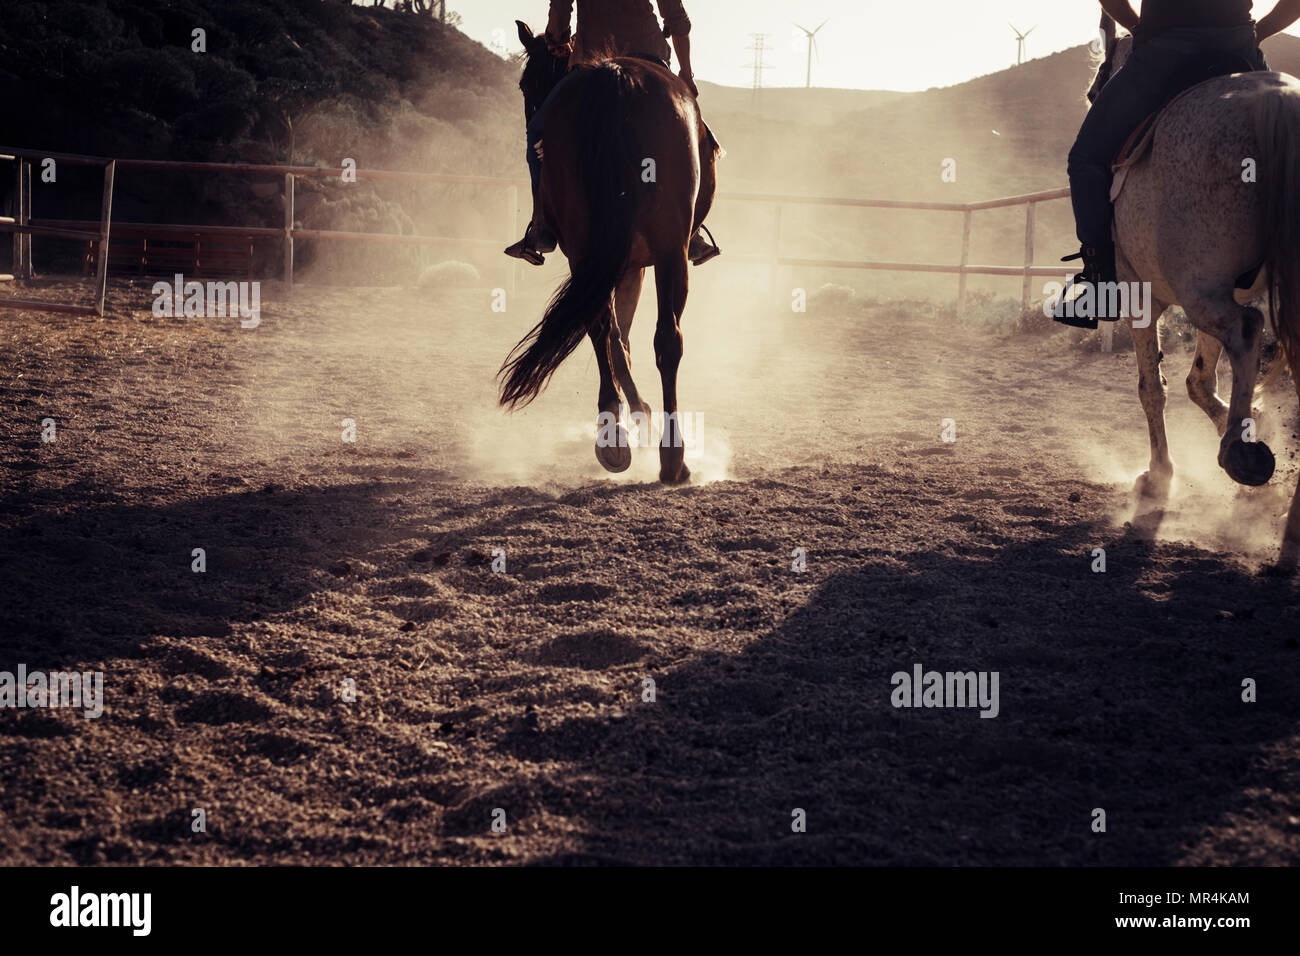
[653,253,690,484]
[1283,476,1300,572]
[606,268,652,425]
[613,267,644,361]
[1132,307,1174,500]
[590,312,631,473]
[1187,331,1230,435]
[1185,294,1276,486]
[1281,373,1300,570]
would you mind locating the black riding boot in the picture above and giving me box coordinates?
[1053,242,1120,329]
[504,221,558,266]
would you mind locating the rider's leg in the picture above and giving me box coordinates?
[687,122,721,266]
[524,110,555,246]
[505,113,555,265]
[1062,33,1202,322]
[1069,42,1187,254]
[506,77,586,264]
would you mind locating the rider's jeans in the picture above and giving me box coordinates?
[1068,23,1266,249]
[525,71,583,202]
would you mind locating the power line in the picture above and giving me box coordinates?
[744,34,774,103]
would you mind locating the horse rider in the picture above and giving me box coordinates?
[1059,0,1300,324]
[505,0,722,268]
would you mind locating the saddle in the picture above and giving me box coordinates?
[1108,53,1263,290]
[621,52,671,70]
[1111,52,1259,180]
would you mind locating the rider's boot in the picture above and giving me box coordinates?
[1053,241,1119,330]
[688,224,721,266]
[505,221,558,266]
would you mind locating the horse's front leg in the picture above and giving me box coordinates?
[1131,299,1174,501]
[653,254,690,484]
[1207,300,1276,486]
[1186,331,1230,435]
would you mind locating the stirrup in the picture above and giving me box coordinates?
[504,222,554,266]
[689,224,721,266]
[504,238,545,266]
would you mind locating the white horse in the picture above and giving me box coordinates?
[1090,29,1300,569]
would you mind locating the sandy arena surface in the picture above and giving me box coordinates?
[1,272,1299,865]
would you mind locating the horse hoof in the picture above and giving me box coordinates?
[659,462,691,485]
[1135,470,1171,501]
[595,434,632,473]
[1276,538,1300,574]
[1221,439,1275,487]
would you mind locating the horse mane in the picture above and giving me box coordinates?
[571,41,648,74]
[582,41,620,63]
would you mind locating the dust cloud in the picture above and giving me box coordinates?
[230,42,1299,569]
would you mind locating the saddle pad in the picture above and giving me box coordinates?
[1110,82,1208,202]
[1110,54,1258,202]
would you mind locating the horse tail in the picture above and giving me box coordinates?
[1254,81,1300,385]
[500,62,641,409]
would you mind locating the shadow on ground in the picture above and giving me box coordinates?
[501,521,1300,865]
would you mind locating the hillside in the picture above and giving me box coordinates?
[699,33,1300,288]
[0,0,518,171]
[697,82,914,127]
[707,32,1300,199]
[0,0,521,282]
[7,5,1300,288]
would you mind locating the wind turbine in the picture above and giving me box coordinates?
[794,19,828,89]
[1011,23,1036,65]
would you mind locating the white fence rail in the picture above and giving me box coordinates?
[0,146,1080,334]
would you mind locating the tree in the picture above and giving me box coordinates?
[393,1,455,23]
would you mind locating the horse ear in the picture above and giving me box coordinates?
[516,21,535,49]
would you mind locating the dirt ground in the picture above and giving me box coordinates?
[1,271,1299,866]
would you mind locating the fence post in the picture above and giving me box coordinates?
[95,160,115,316]
[957,208,972,319]
[19,159,32,280]
[1021,201,1036,312]
[770,203,783,294]
[9,159,19,279]
[283,173,294,286]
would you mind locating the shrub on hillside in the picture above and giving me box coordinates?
[808,283,860,313]
[418,260,480,289]
[298,186,422,284]
[959,291,1022,327]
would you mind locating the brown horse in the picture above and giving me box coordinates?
[498,22,717,484]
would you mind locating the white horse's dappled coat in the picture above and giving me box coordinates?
[1098,37,1300,568]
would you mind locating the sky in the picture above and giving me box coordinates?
[446,0,1300,92]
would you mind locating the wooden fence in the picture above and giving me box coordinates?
[1,147,1088,340]
[0,146,521,314]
